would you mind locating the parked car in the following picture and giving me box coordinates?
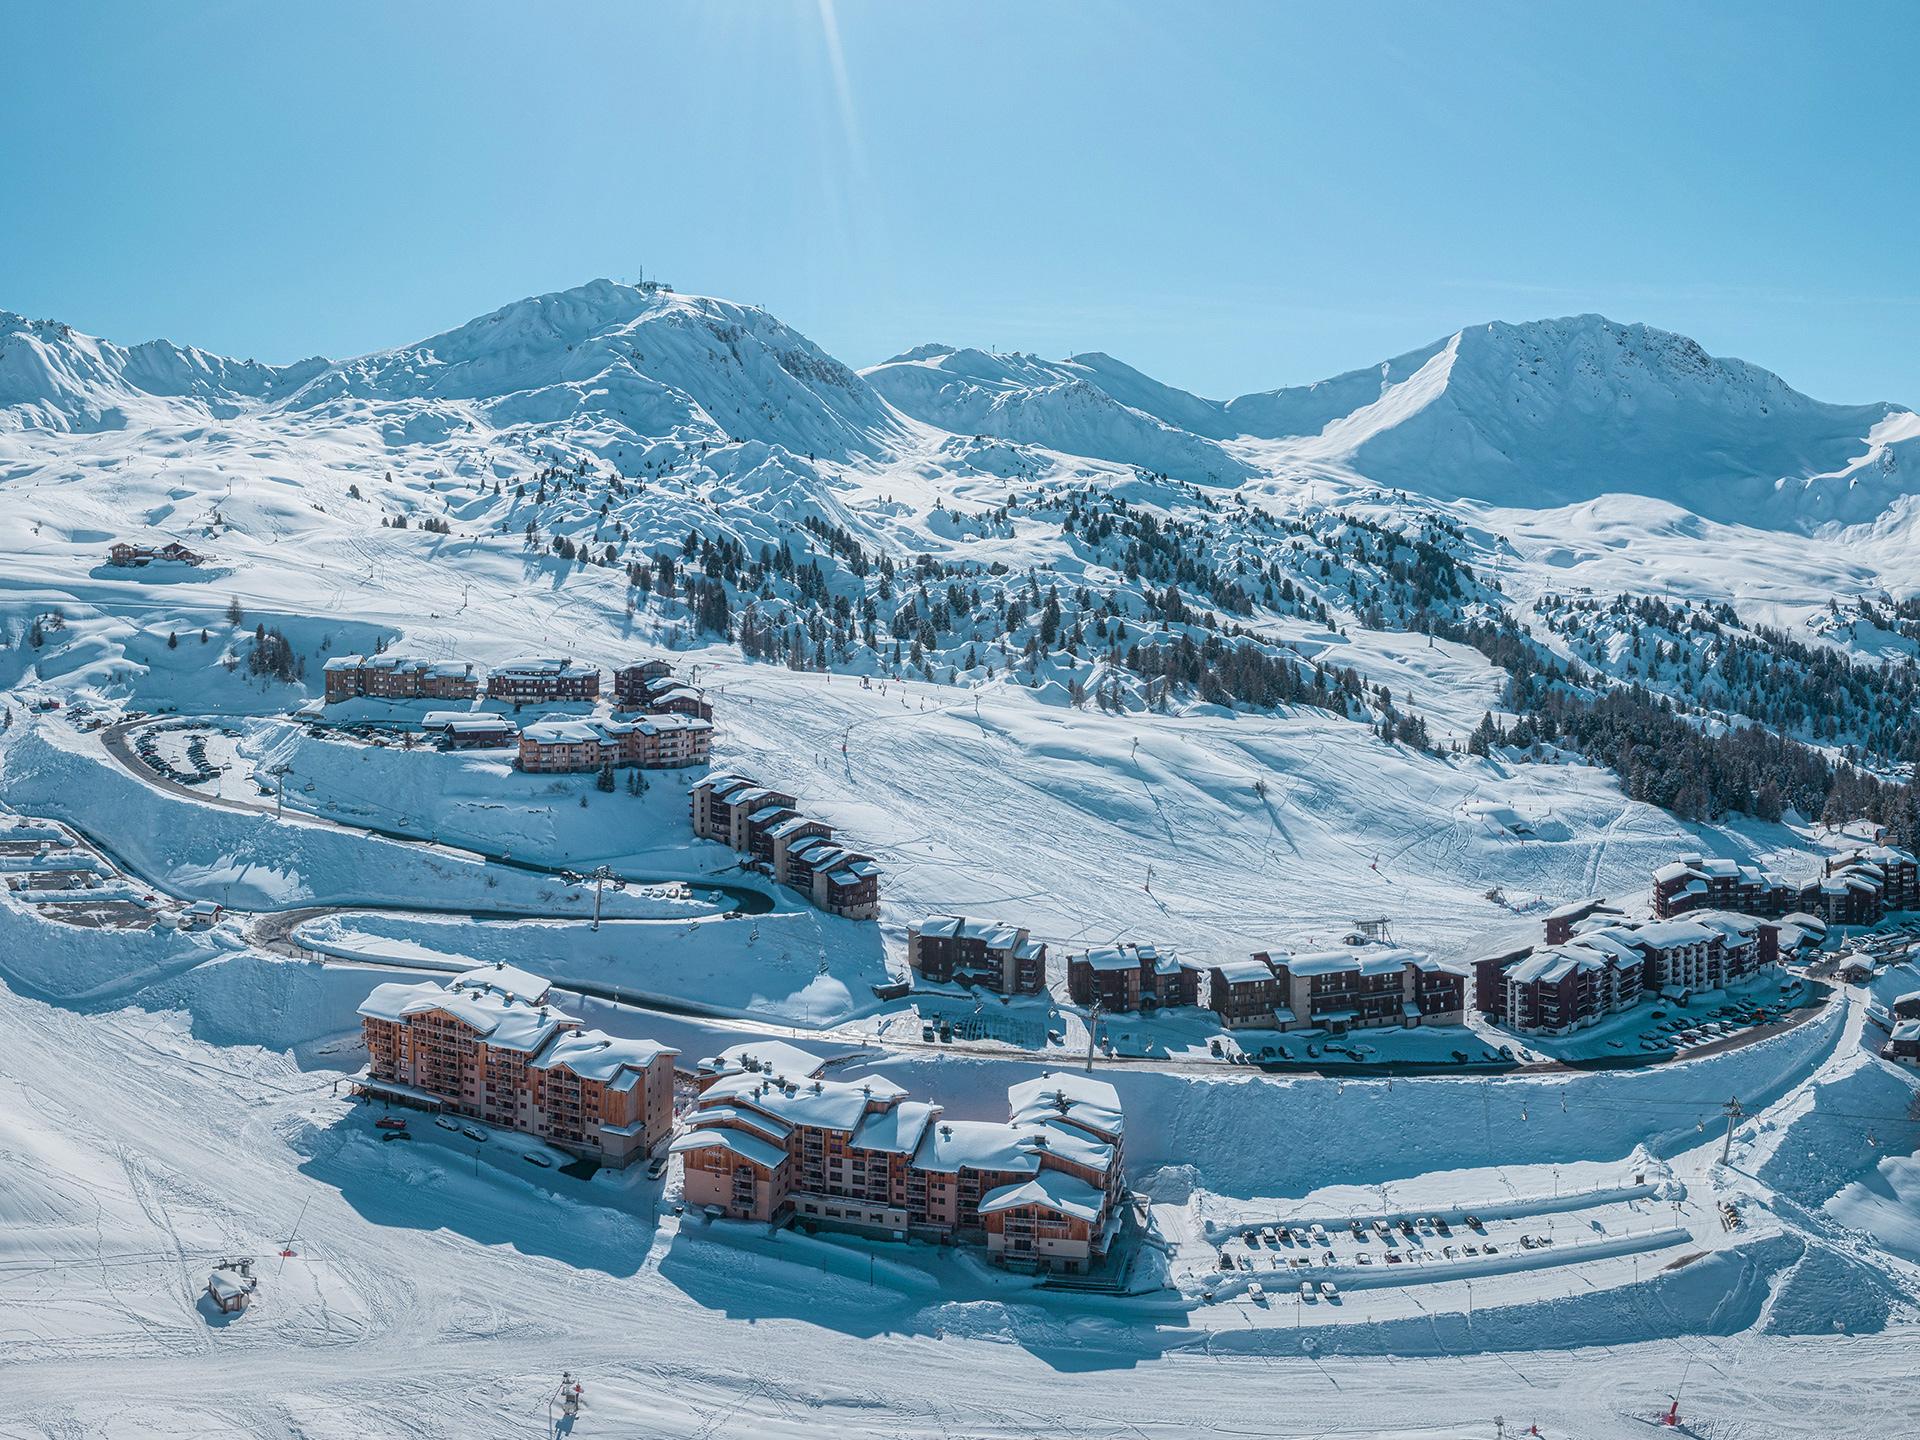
[375,1116,407,1131]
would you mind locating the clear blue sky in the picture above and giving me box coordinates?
[5,1,1915,403]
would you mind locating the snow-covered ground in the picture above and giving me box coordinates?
[4,283,1920,1434]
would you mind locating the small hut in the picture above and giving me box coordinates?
[206,1261,257,1315]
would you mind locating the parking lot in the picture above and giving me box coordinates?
[1183,1175,1699,1312]
[130,719,239,787]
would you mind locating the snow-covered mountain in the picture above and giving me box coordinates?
[6,285,1914,531]
[0,310,327,433]
[1225,315,1915,524]
[286,280,908,462]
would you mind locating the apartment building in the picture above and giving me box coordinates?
[908,916,1047,995]
[1065,942,1200,1012]
[517,713,713,772]
[689,774,881,920]
[670,1064,1124,1274]
[323,654,480,703]
[1653,845,1917,927]
[355,964,677,1166]
[1209,945,1466,1033]
[613,661,714,722]
[485,657,602,704]
[1472,907,1778,1035]
[1207,956,1291,1030]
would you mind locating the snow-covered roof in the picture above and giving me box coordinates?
[910,1118,1041,1175]
[690,1103,794,1142]
[668,1125,788,1171]
[851,1100,940,1155]
[494,656,598,679]
[631,713,711,734]
[1887,1018,1920,1043]
[1626,918,1716,949]
[697,1040,826,1083]
[531,1028,677,1080]
[207,1268,255,1303]
[1280,945,1420,978]
[1006,1072,1123,1139]
[1018,1120,1114,1174]
[766,814,826,839]
[914,915,1027,950]
[1212,955,1277,985]
[1074,942,1188,975]
[977,1170,1106,1223]
[521,718,613,745]
[453,962,552,1006]
[358,978,576,1054]
[698,1070,907,1134]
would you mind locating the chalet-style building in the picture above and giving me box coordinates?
[909,916,1047,995]
[1066,942,1201,1012]
[1885,1019,1920,1065]
[670,1063,1124,1274]
[1890,990,1920,1023]
[1472,907,1779,1035]
[1653,846,1918,928]
[323,654,480,703]
[689,774,880,919]
[421,712,518,749]
[517,713,712,772]
[614,661,714,722]
[1208,945,1466,1033]
[485,657,601,704]
[355,964,677,1167]
[109,540,205,567]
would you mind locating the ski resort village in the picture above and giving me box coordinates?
[4,277,1920,1439]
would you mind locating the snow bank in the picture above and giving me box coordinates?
[856,1000,1845,1198]
[292,907,889,1025]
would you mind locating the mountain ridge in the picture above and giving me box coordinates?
[3,282,1915,526]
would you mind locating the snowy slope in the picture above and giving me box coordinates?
[1228,316,1915,525]
[862,345,1254,483]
